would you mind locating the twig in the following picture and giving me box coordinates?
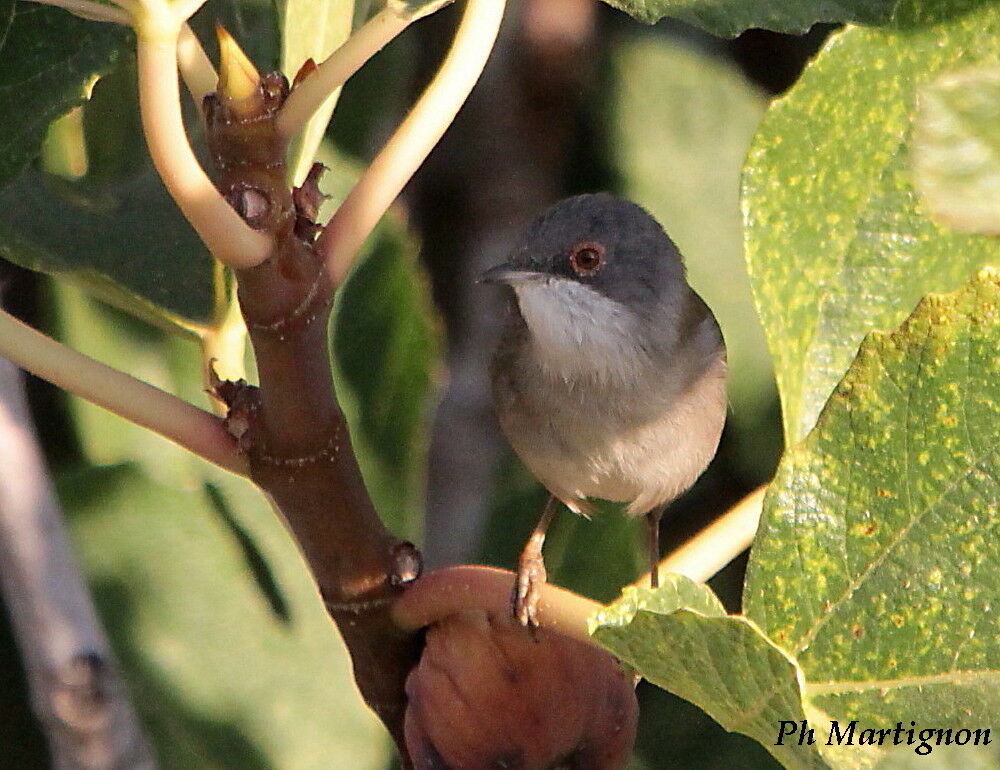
[642,485,766,587]
[135,23,273,269]
[0,310,246,476]
[177,23,217,105]
[316,0,507,287]
[0,356,157,770]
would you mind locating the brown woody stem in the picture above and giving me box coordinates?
[203,62,422,754]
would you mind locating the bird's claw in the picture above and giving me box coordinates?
[512,551,547,628]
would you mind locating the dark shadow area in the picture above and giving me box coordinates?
[0,592,50,770]
[203,482,291,625]
[635,681,780,769]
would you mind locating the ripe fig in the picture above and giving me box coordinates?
[404,610,637,769]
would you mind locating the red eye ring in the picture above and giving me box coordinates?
[569,242,604,276]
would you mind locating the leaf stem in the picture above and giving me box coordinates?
[316,0,506,286]
[642,486,766,586]
[275,5,415,141]
[391,566,600,646]
[0,310,246,476]
[178,23,217,105]
[135,23,273,269]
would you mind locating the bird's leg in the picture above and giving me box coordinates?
[646,507,665,589]
[513,495,560,628]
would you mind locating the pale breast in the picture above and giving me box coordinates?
[493,333,727,516]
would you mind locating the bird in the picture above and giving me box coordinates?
[481,193,727,626]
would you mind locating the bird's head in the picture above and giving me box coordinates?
[481,194,691,380]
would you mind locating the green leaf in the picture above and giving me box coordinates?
[0,0,128,186]
[878,743,1000,768]
[912,66,1000,236]
[332,216,440,542]
[593,578,827,769]
[0,59,220,329]
[277,0,354,183]
[598,272,999,767]
[597,0,992,35]
[743,7,1000,443]
[60,463,393,769]
[314,141,439,542]
[609,36,774,453]
[745,269,1000,764]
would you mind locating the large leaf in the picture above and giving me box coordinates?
[597,0,991,36]
[743,6,1000,444]
[609,36,774,458]
[598,270,999,768]
[0,58,220,329]
[299,142,439,543]
[912,66,1000,236]
[59,463,392,769]
[331,214,440,543]
[0,0,128,186]
[593,577,826,769]
[745,269,1000,765]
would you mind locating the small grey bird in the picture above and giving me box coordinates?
[482,194,727,626]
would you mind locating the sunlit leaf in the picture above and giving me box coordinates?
[598,271,999,768]
[598,0,992,35]
[912,66,1000,236]
[745,269,1000,766]
[743,7,1000,443]
[593,578,826,768]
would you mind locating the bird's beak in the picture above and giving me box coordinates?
[478,263,546,285]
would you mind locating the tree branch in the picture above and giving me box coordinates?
[0,356,157,770]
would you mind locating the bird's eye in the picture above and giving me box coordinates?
[568,243,604,276]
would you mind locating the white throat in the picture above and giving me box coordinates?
[513,278,644,382]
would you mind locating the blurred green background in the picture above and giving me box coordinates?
[0,0,834,766]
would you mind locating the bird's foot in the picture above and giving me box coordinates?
[512,549,547,629]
